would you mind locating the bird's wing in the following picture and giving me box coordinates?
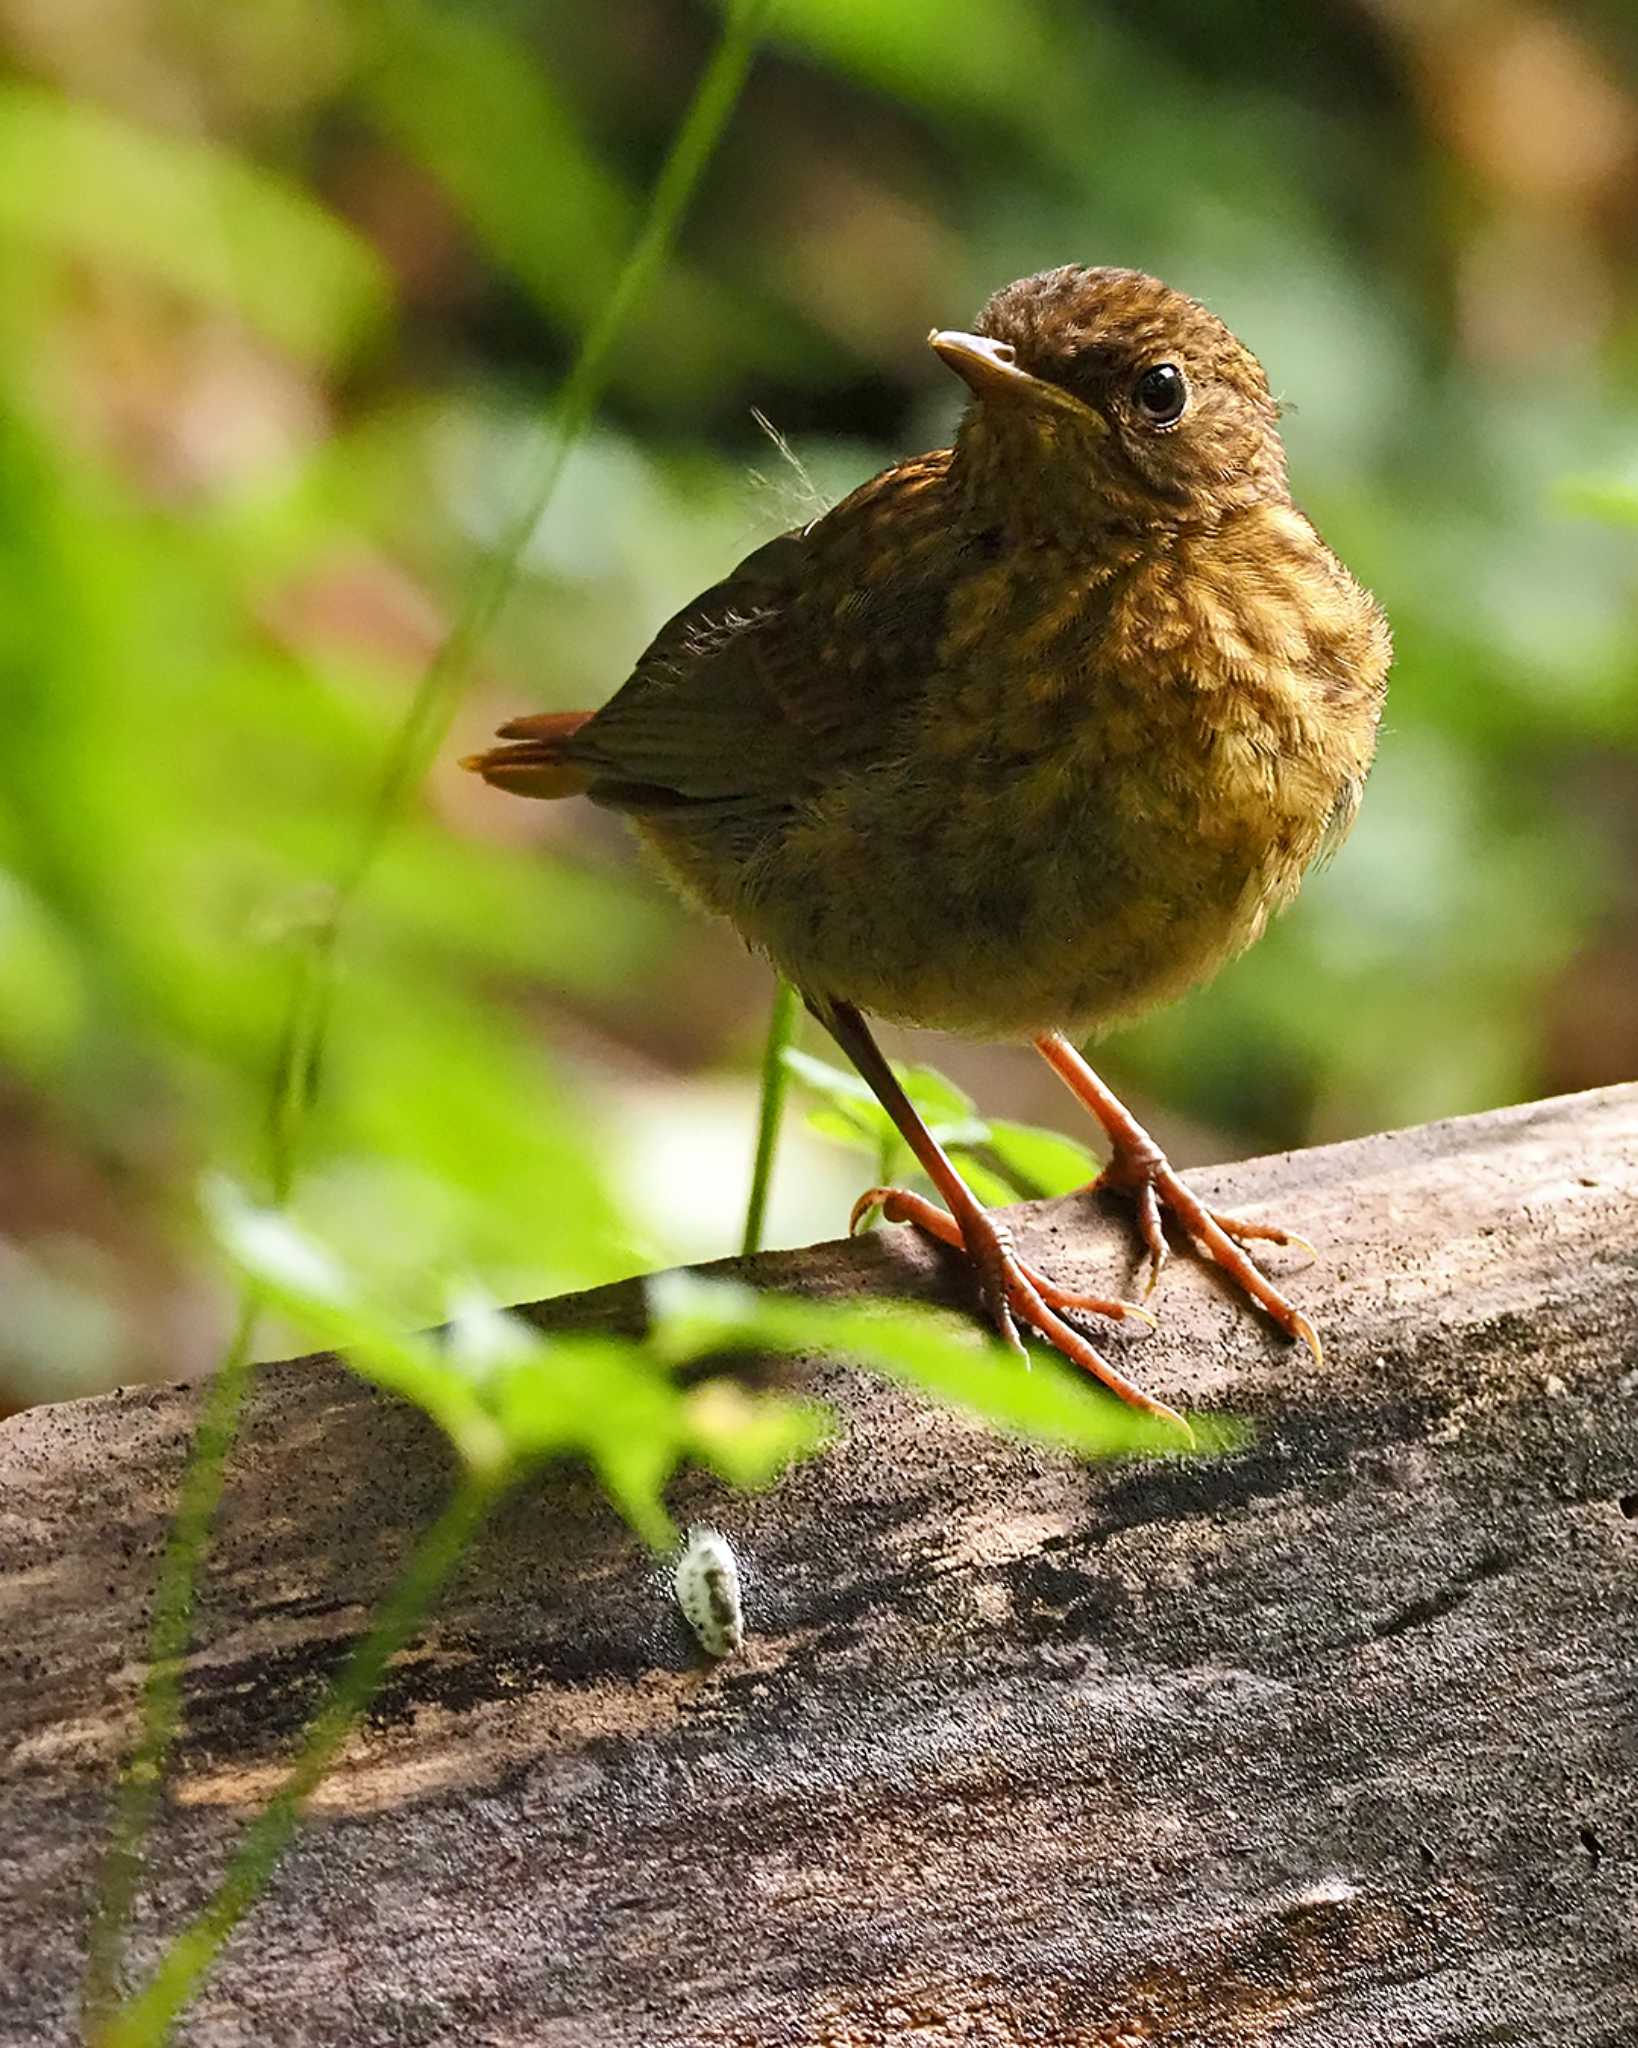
[563,452,961,807]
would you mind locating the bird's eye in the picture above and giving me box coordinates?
[1133,362,1188,425]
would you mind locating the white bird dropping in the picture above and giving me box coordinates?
[674,1524,744,1658]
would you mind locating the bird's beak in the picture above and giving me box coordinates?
[929,330,1033,399]
[928,329,1105,430]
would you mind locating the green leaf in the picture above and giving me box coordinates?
[895,1061,979,1125]
[363,0,781,406]
[205,1178,511,1476]
[804,1101,892,1159]
[206,1184,835,1539]
[646,1271,1207,1457]
[946,1150,1022,1210]
[782,1047,878,1108]
[787,1050,1098,1210]
[985,1119,1101,1198]
[683,1375,833,1487]
[750,0,1064,120]
[0,866,84,1075]
[785,1047,989,1148]
[364,0,631,330]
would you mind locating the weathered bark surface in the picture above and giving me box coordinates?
[2,1084,1636,2047]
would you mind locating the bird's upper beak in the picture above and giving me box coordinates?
[928,329,1104,429]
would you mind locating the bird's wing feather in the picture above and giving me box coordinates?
[565,453,961,807]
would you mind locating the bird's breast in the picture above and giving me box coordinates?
[925,513,1376,865]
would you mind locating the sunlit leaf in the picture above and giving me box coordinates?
[985,1119,1100,1198]
[945,1150,1020,1210]
[646,1270,1207,1456]
[803,1102,887,1156]
[205,1178,510,1475]
[747,0,1063,119]
[896,1062,980,1124]
[782,1047,878,1109]
[208,1183,840,1533]
[785,1046,989,1149]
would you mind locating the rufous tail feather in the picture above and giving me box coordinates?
[462,710,594,800]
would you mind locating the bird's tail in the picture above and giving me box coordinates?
[462,710,595,799]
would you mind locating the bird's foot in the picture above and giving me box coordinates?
[1092,1136,1321,1363]
[849,1185,1190,1437]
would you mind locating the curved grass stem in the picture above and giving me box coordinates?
[96,1472,502,2048]
[80,1300,258,2037]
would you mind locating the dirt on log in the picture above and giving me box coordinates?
[2,1084,1637,2047]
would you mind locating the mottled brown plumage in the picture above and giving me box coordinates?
[468,266,1392,1433]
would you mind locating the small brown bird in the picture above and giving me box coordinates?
[467,266,1391,1434]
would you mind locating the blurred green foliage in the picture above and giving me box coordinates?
[1,0,1636,1430]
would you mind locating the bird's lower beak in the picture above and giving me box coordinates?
[928,329,1104,430]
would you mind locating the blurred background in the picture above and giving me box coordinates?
[1,0,1634,1414]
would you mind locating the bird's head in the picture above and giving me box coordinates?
[936,266,1289,534]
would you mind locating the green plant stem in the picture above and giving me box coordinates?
[353,0,774,872]
[98,1470,502,2048]
[80,1298,260,2035]
[742,976,799,1255]
[290,0,777,1119]
[83,915,337,2023]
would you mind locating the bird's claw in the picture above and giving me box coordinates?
[850,1182,1190,1438]
[1095,1149,1321,1360]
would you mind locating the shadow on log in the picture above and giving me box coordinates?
[2,1084,1637,2045]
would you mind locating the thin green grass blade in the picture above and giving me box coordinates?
[742,977,800,1255]
[80,1301,259,2037]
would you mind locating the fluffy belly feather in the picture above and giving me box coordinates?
[648,694,1333,1039]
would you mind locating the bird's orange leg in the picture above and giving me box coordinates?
[809,997,1187,1435]
[1033,1031,1321,1363]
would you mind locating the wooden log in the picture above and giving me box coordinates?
[2,1083,1636,2046]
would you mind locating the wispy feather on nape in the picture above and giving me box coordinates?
[747,405,827,525]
